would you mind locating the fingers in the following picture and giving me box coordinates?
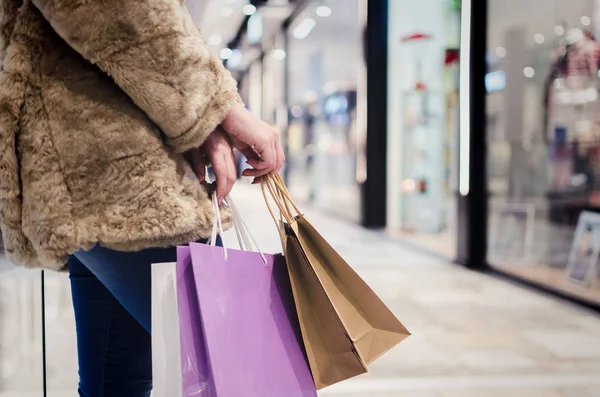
[248,140,277,172]
[221,107,286,179]
[224,149,237,200]
[242,152,275,177]
[210,154,227,203]
[198,166,207,183]
[211,151,237,203]
[240,147,260,164]
[187,148,207,181]
[242,132,281,178]
[203,129,237,203]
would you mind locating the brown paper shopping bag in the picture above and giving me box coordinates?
[284,225,367,389]
[262,174,411,389]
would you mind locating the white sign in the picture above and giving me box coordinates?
[566,211,600,287]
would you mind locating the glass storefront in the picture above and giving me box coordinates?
[387,0,461,258]
[486,0,600,304]
[285,0,363,222]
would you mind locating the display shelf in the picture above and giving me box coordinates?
[399,90,446,234]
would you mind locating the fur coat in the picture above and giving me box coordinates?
[0,0,241,269]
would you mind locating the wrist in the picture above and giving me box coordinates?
[221,104,248,136]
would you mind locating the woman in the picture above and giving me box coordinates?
[0,0,284,396]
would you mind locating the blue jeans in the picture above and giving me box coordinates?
[68,239,216,397]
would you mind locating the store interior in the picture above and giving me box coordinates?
[386,0,461,259]
[486,0,600,303]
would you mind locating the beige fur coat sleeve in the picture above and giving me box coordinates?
[31,0,242,153]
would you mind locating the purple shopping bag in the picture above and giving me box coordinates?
[176,242,316,397]
[176,246,213,396]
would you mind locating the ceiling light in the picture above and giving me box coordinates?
[495,46,506,58]
[316,5,332,17]
[220,6,233,17]
[534,33,544,44]
[523,67,535,78]
[208,35,222,46]
[555,25,565,35]
[581,16,591,26]
[293,18,316,40]
[243,4,257,16]
[273,49,286,60]
[220,48,233,60]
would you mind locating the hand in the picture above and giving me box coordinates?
[221,104,285,183]
[188,127,237,204]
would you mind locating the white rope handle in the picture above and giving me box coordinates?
[210,192,228,260]
[204,161,267,264]
[227,198,252,251]
[204,165,245,252]
[230,209,248,252]
[208,192,267,265]
[225,197,268,265]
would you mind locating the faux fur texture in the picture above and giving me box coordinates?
[0,0,241,269]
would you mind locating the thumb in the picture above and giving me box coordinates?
[197,164,207,182]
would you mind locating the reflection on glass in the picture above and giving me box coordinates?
[487,0,600,303]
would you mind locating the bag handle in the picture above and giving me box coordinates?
[271,173,302,217]
[225,196,267,265]
[209,191,227,258]
[260,173,303,234]
[261,176,289,227]
[208,191,268,265]
[203,163,266,264]
[229,198,251,251]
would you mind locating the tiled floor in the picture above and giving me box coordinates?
[1,183,600,396]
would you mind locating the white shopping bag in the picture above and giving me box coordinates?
[151,262,183,397]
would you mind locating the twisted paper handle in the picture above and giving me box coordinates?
[260,173,303,239]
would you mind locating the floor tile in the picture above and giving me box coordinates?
[424,328,531,351]
[442,390,563,397]
[559,387,600,397]
[456,350,539,371]
[523,330,600,359]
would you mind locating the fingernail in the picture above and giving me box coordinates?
[218,196,224,205]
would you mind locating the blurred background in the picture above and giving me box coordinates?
[2,0,600,396]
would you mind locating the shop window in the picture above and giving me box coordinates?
[486,0,600,304]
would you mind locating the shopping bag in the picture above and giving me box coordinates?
[151,261,183,397]
[180,196,317,397]
[176,246,213,396]
[262,173,411,389]
[151,257,214,397]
